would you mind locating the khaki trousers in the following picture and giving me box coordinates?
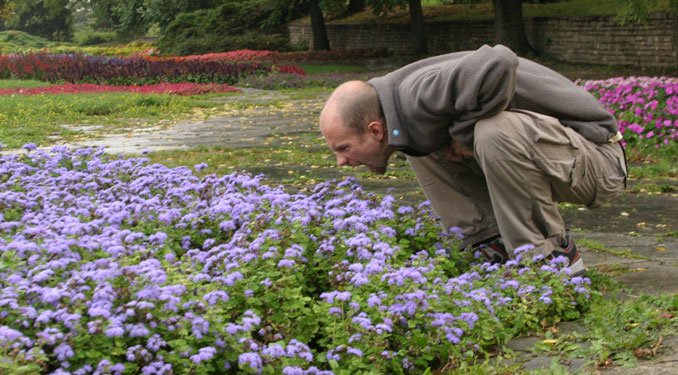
[407,110,627,257]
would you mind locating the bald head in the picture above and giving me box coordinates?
[319,80,394,174]
[320,80,384,135]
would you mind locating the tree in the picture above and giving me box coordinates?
[491,0,533,56]
[157,1,296,55]
[143,0,217,32]
[307,0,329,50]
[407,0,426,54]
[82,0,150,39]
[369,0,427,55]
[346,0,365,15]
[7,0,73,40]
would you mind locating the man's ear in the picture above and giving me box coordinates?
[366,120,385,141]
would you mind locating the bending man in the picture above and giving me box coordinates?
[319,44,627,275]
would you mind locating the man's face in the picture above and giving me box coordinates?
[321,122,390,174]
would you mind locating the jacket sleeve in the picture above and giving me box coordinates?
[400,44,519,140]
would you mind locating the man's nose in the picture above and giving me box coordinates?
[336,154,349,166]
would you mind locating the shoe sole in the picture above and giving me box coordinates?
[568,257,586,277]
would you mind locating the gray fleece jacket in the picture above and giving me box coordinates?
[368,44,618,155]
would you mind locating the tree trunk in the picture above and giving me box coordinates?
[347,0,365,15]
[491,0,533,56]
[308,0,330,51]
[408,0,427,55]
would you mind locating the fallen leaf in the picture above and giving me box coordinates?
[655,245,667,252]
[542,339,558,345]
[633,347,654,359]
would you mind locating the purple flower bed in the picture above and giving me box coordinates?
[579,76,677,149]
[0,146,591,374]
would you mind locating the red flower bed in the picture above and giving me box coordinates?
[166,49,275,62]
[0,82,240,96]
[0,49,385,86]
[156,48,384,64]
[0,53,273,84]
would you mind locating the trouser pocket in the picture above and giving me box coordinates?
[589,143,627,207]
[524,112,596,206]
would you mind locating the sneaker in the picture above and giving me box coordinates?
[477,236,510,265]
[549,234,586,276]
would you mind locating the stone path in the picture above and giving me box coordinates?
[71,89,325,153]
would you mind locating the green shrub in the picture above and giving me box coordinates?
[73,29,118,46]
[156,3,291,56]
[0,30,58,53]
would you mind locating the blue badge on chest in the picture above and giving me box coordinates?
[392,129,400,137]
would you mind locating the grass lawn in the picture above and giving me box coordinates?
[0,91,232,149]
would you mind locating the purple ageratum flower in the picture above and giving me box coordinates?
[538,287,554,305]
[278,259,296,269]
[105,324,124,338]
[141,361,173,375]
[346,346,363,357]
[191,316,210,339]
[458,312,479,329]
[380,267,427,286]
[238,352,263,373]
[285,339,312,362]
[367,294,382,307]
[241,310,261,329]
[225,323,243,335]
[95,359,112,374]
[282,367,304,375]
[351,313,373,330]
[397,206,414,215]
[224,271,244,286]
[146,334,167,352]
[23,143,38,151]
[126,323,150,337]
[204,290,229,306]
[190,346,216,364]
[0,326,30,348]
[500,280,520,290]
[320,291,352,304]
[429,312,454,328]
[74,365,93,375]
[149,231,168,245]
[110,363,125,374]
[261,343,286,359]
[518,285,535,296]
[349,273,369,286]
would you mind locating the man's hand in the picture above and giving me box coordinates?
[441,140,474,162]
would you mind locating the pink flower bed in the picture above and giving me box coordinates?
[0,83,240,96]
[579,76,677,148]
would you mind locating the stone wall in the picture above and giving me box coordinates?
[288,12,677,67]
